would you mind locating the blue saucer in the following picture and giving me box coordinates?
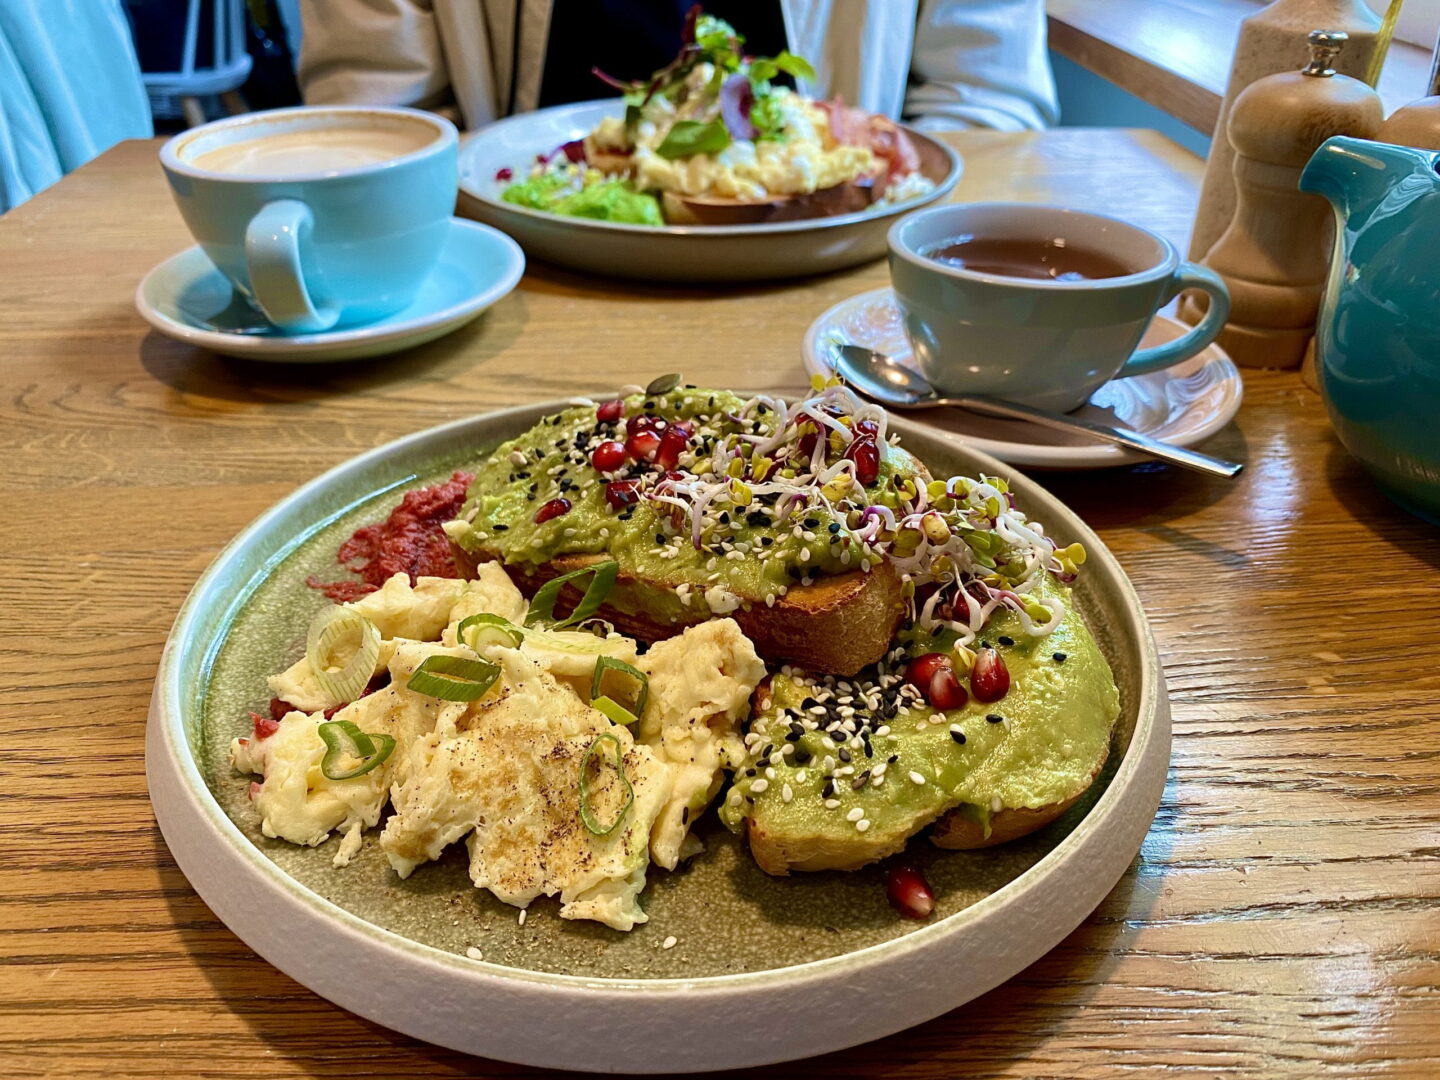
[136,218,525,362]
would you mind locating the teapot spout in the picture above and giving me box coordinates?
[1299,135,1439,224]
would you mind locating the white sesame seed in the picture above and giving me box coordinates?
[509,450,527,466]
[991,795,1003,812]
[950,723,964,734]
[876,725,891,736]
[751,779,769,793]
[518,909,527,926]
[795,770,808,783]
[466,946,484,961]
[765,767,776,780]
[874,762,888,776]
[856,819,871,832]
[824,799,841,809]
[846,807,864,822]
[662,936,678,950]
[782,784,793,803]
[909,770,926,785]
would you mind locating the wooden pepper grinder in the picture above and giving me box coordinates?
[1188,0,1385,262]
[1181,30,1382,369]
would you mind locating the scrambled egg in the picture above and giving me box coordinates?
[230,566,765,931]
[590,68,874,201]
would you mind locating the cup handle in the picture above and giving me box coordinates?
[244,199,339,333]
[1117,262,1231,378]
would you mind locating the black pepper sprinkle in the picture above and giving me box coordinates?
[998,636,1014,646]
[1053,652,1068,663]
[986,714,1004,724]
[681,807,689,824]
[951,730,967,744]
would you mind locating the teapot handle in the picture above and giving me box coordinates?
[1119,263,1231,377]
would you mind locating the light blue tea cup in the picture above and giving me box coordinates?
[888,203,1231,413]
[160,106,458,334]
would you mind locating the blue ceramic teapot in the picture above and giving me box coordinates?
[1299,136,1440,524]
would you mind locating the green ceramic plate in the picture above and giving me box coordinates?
[147,401,1169,1071]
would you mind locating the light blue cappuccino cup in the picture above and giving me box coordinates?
[161,106,458,333]
[889,203,1231,413]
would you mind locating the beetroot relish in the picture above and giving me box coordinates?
[308,471,474,602]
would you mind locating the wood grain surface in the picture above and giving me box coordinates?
[1047,0,1433,135]
[1,129,1437,1079]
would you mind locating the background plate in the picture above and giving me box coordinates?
[147,401,1170,1072]
[456,99,961,282]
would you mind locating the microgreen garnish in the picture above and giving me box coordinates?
[317,719,396,781]
[579,732,634,835]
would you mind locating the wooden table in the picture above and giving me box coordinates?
[3,129,1437,1079]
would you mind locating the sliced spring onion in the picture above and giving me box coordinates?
[408,654,501,702]
[589,655,649,717]
[306,606,381,704]
[526,560,619,629]
[458,612,524,652]
[591,695,638,727]
[645,371,682,395]
[318,719,396,781]
[579,732,634,836]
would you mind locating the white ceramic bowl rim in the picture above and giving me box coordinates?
[461,99,963,238]
[889,202,1180,292]
[161,104,459,185]
[150,401,1164,997]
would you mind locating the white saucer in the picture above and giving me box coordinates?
[803,287,1243,470]
[136,218,525,363]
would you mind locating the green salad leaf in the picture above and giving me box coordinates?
[656,118,732,159]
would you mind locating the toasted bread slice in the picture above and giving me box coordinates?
[450,545,905,677]
[659,176,877,226]
[928,744,1109,851]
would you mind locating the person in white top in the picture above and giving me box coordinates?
[295,0,1058,132]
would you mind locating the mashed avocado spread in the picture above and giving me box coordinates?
[444,386,919,615]
[718,577,1118,858]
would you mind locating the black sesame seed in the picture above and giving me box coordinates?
[829,729,847,743]
[1053,652,1068,663]
[793,747,812,766]
[887,753,899,764]
[986,713,1004,724]
[747,511,769,528]
[681,807,689,824]
[745,767,757,777]
[655,533,666,544]
[998,636,1014,647]
[803,517,819,529]
[951,730,967,744]
[760,536,773,546]
[828,522,841,533]
[492,523,508,532]
[821,779,835,799]
[850,772,870,790]
[837,747,851,763]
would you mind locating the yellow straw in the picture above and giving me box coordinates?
[1366,0,1405,86]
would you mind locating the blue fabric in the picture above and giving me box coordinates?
[0,0,152,212]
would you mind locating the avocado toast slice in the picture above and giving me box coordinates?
[444,382,921,675]
[720,579,1118,874]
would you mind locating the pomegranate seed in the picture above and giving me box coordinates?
[626,413,666,437]
[927,667,968,710]
[970,646,1011,703]
[596,398,624,423]
[494,166,513,181]
[795,419,820,458]
[559,138,586,163]
[655,425,690,469]
[605,479,641,510]
[250,712,280,740]
[886,863,935,919]
[590,439,626,472]
[854,419,879,438]
[533,497,572,524]
[626,429,661,461]
[846,435,880,486]
[906,653,951,691]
